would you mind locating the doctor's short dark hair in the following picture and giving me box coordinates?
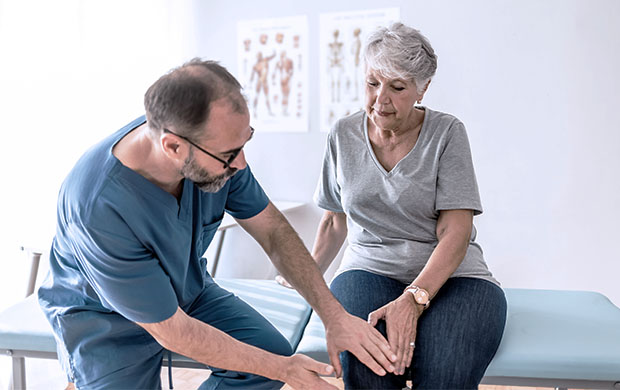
[144,58,245,140]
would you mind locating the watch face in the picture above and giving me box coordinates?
[415,290,429,304]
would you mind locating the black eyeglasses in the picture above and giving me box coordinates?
[163,127,254,169]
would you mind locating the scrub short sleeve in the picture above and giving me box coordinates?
[314,132,344,212]
[68,217,178,324]
[224,165,269,219]
[435,123,483,215]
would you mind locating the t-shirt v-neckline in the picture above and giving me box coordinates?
[363,108,427,177]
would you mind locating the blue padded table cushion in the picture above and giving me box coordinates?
[295,310,328,362]
[295,288,620,381]
[0,295,57,353]
[485,288,620,380]
[214,278,312,349]
[0,279,311,361]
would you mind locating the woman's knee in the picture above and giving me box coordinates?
[341,351,406,390]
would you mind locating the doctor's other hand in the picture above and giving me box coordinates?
[279,354,338,390]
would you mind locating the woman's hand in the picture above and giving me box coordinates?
[367,292,424,376]
[275,274,293,289]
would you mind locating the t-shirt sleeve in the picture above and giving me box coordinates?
[224,165,270,219]
[314,132,344,212]
[67,215,178,324]
[435,122,483,215]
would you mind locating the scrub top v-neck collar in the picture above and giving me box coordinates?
[108,121,193,222]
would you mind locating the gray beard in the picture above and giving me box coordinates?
[181,153,236,193]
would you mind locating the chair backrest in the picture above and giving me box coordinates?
[21,246,43,297]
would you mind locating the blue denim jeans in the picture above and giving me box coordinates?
[330,270,507,389]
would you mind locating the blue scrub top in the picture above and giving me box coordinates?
[38,116,269,351]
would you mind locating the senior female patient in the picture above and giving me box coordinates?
[280,22,506,389]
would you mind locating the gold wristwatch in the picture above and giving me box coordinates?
[405,285,430,309]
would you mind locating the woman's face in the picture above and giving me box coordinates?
[364,68,424,132]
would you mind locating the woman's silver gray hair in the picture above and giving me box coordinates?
[364,22,438,94]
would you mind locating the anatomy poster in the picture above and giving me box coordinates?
[319,8,400,131]
[238,16,309,132]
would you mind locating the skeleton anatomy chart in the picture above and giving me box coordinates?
[238,16,309,132]
[319,8,400,131]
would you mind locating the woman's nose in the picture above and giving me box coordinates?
[376,86,391,104]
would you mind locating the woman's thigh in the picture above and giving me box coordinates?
[330,272,507,390]
[412,277,507,389]
[330,269,405,320]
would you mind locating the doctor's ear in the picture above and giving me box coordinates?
[160,131,186,160]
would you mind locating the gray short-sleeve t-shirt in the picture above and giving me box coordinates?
[315,108,498,285]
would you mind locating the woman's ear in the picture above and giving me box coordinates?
[417,80,431,104]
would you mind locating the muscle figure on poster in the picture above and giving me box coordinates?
[238,16,308,132]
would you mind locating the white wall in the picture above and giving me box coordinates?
[0,1,199,385]
[194,0,620,305]
[0,0,618,312]
[0,0,197,311]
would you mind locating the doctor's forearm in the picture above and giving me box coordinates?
[267,220,346,321]
[138,308,287,381]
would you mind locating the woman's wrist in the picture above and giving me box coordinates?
[402,291,425,316]
[403,285,431,311]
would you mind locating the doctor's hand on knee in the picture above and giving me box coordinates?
[279,354,338,390]
[324,310,397,378]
